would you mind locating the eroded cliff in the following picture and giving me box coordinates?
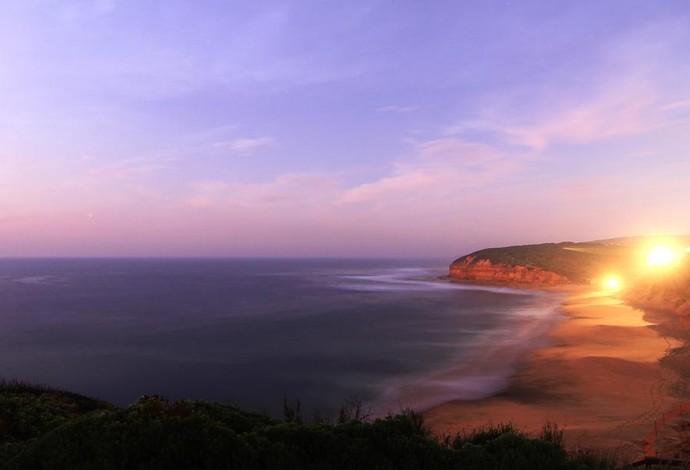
[449,256,570,285]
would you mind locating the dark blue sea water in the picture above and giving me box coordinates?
[0,258,563,417]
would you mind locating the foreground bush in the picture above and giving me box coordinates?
[0,383,616,469]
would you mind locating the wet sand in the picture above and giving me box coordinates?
[424,288,685,462]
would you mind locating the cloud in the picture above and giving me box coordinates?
[338,168,453,206]
[503,87,659,150]
[661,99,690,112]
[444,19,690,152]
[21,3,377,102]
[339,138,523,208]
[182,180,230,208]
[92,0,117,15]
[448,84,668,154]
[87,158,167,179]
[179,136,527,218]
[136,126,275,162]
[212,137,276,155]
[417,138,502,166]
[233,173,340,206]
[377,105,417,113]
[57,0,118,24]
[448,68,670,151]
[183,174,340,209]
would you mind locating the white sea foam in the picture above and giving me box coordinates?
[13,275,68,286]
[334,268,536,296]
[375,293,563,414]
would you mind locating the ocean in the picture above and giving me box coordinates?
[0,258,564,417]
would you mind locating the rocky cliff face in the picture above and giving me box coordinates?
[449,256,570,285]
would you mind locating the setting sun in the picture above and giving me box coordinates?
[646,245,680,267]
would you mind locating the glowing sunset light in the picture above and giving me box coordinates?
[603,276,622,291]
[646,246,680,267]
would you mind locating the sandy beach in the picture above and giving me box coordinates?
[424,287,687,462]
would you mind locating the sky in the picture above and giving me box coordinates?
[1,1,690,258]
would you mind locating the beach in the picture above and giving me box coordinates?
[424,287,688,462]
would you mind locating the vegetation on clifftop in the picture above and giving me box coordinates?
[625,256,690,315]
[0,380,618,469]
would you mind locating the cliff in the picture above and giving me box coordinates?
[449,256,569,285]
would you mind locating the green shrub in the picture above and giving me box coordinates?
[0,382,620,470]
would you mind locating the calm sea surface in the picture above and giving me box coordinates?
[0,258,563,416]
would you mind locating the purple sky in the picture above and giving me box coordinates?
[2,1,690,257]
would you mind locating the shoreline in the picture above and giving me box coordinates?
[377,286,569,414]
[423,286,687,462]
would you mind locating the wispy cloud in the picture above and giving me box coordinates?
[180,136,528,214]
[416,138,502,166]
[446,71,671,152]
[87,158,168,180]
[503,87,659,150]
[232,174,340,206]
[211,137,276,155]
[26,3,377,102]
[661,98,690,112]
[183,174,340,209]
[377,105,417,113]
[183,180,230,208]
[92,0,117,15]
[339,138,524,208]
[58,0,118,24]
[171,127,275,157]
[446,19,690,152]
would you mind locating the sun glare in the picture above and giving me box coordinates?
[646,245,679,267]
[603,277,622,291]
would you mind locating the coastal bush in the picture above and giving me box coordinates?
[538,421,565,449]
[0,382,620,470]
[625,256,690,316]
[567,447,620,470]
[0,379,113,466]
[448,422,522,447]
[3,396,258,469]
